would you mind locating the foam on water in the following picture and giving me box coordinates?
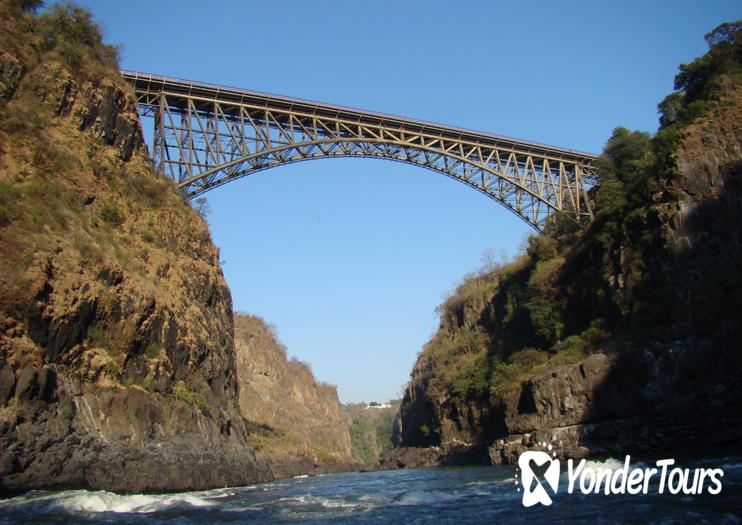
[257,493,366,511]
[0,489,217,514]
[581,457,625,471]
[301,494,364,510]
[1,460,738,524]
[466,479,501,486]
[391,489,443,506]
[57,491,162,512]
[248,493,373,520]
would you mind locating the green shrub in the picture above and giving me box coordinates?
[100,203,122,228]
[76,238,104,265]
[313,446,335,465]
[450,351,489,403]
[86,325,109,348]
[9,0,43,13]
[141,229,155,243]
[419,423,440,438]
[508,347,548,368]
[524,295,564,344]
[36,2,120,71]
[86,321,135,356]
[349,418,375,463]
[124,375,156,391]
[551,320,609,363]
[527,235,557,262]
[102,361,119,379]
[488,361,524,398]
[144,343,165,359]
[247,431,271,452]
[0,181,22,224]
[172,380,211,414]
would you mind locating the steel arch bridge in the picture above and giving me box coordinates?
[123,71,598,231]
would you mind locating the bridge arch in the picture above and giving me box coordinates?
[124,71,597,231]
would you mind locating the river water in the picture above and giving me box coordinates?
[1,456,740,524]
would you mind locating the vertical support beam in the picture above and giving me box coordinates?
[212,101,221,167]
[575,162,582,221]
[576,164,594,220]
[154,93,166,174]
[185,101,194,183]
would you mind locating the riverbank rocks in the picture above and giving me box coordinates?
[489,340,742,464]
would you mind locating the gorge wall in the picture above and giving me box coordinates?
[394,25,742,465]
[0,3,356,494]
[0,2,275,494]
[233,314,356,475]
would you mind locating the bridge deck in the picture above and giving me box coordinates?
[122,70,598,165]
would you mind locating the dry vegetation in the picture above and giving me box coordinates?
[233,314,353,465]
[0,0,231,411]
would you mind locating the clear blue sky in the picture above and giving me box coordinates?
[79,0,739,403]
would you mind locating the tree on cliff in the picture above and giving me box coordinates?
[7,0,42,13]
[36,2,120,72]
[657,20,741,132]
[396,20,742,452]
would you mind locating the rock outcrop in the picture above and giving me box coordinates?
[233,314,356,474]
[488,343,742,464]
[0,4,273,494]
[394,32,742,466]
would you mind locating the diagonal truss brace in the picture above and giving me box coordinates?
[124,71,598,231]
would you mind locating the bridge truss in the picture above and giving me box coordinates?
[123,71,598,231]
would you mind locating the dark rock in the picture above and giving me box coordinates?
[0,366,15,406]
[14,368,38,402]
[378,446,443,470]
[378,440,490,470]
[488,341,742,464]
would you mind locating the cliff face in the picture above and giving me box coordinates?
[233,314,354,473]
[660,82,742,339]
[488,341,742,464]
[395,32,742,464]
[0,4,271,494]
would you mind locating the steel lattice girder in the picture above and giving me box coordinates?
[123,71,598,231]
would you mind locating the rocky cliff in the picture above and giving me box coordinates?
[233,314,356,475]
[488,341,742,464]
[395,24,742,465]
[0,3,276,494]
